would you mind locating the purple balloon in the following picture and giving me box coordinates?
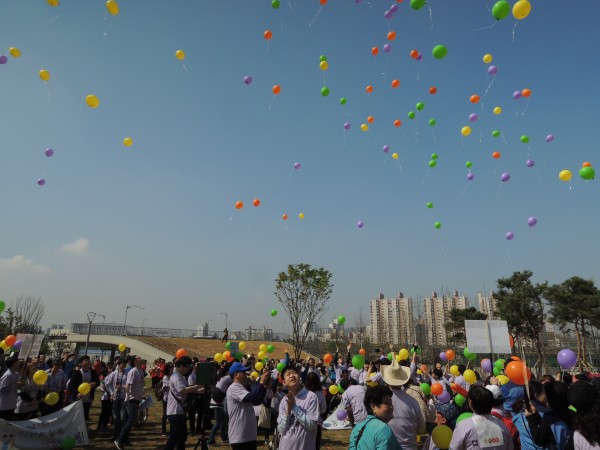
[243,76,253,85]
[13,339,23,351]
[343,122,351,130]
[488,65,498,75]
[439,351,448,362]
[37,178,46,186]
[527,217,537,227]
[336,409,348,421]
[355,0,362,2]
[557,349,577,369]
[468,113,479,123]
[357,221,364,229]
[293,162,301,170]
[390,4,399,12]
[383,43,392,53]
[513,91,522,100]
[505,232,514,241]
[526,159,535,167]
[437,390,451,403]
[416,54,423,61]
[45,148,54,157]
[384,10,393,19]
[382,145,390,153]
[481,358,492,373]
[466,173,475,181]
[501,172,510,182]
[0,56,7,65]
[546,134,555,143]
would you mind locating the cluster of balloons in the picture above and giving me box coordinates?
[492,0,531,20]
[0,335,18,352]
[234,199,261,209]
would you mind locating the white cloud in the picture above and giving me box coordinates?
[60,238,90,255]
[0,255,50,274]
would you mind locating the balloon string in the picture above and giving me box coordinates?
[482,74,496,100]
[308,6,322,28]
[103,21,113,38]
[381,54,389,76]
[432,128,436,142]
[512,21,518,43]
[181,63,187,72]
[341,106,351,117]
[521,98,530,117]
[507,249,511,260]
[473,21,497,31]
[428,4,434,30]
[268,95,276,111]
[286,0,293,12]
[460,182,471,196]
[420,170,429,187]
[395,159,402,172]
[49,15,59,23]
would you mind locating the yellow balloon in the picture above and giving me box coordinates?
[39,69,51,82]
[319,61,328,71]
[497,375,510,385]
[0,341,6,350]
[255,362,264,371]
[118,343,126,352]
[175,50,186,60]
[512,0,531,20]
[123,137,133,147]
[392,153,399,160]
[9,48,21,58]
[259,344,267,352]
[432,425,453,449]
[360,123,368,132]
[559,170,572,182]
[450,365,460,376]
[33,370,48,385]
[106,0,119,16]
[239,341,246,351]
[395,355,402,362]
[47,0,60,6]
[44,392,59,406]
[417,369,423,375]
[483,53,493,64]
[250,371,259,379]
[461,126,472,136]
[78,382,91,396]
[86,94,100,108]
[463,369,477,384]
[257,351,266,360]
[298,213,305,219]
[493,106,502,115]
[398,348,409,360]
[214,353,223,363]
[328,385,339,395]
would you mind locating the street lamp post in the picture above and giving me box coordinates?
[124,305,144,336]
[141,318,147,336]
[220,312,228,330]
[85,312,105,356]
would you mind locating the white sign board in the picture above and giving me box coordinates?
[16,334,45,360]
[465,320,511,354]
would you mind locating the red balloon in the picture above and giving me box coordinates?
[359,348,366,356]
[253,198,260,207]
[371,47,379,56]
[5,335,16,347]
[429,86,438,95]
[323,353,333,364]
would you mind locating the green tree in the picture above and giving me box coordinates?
[494,270,547,376]
[545,276,600,371]
[275,264,333,360]
[445,307,488,348]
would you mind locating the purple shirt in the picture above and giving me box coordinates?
[277,387,320,450]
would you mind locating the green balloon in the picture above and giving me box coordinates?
[267,344,275,353]
[579,167,595,180]
[225,342,231,350]
[234,351,243,360]
[61,436,76,450]
[271,309,278,317]
[429,119,436,126]
[339,97,347,105]
[426,202,433,209]
[416,102,425,111]
[410,0,426,10]
[431,153,438,160]
[520,135,529,144]
[464,348,477,360]
[388,352,394,360]
[337,385,344,394]
[456,412,473,424]
[352,354,365,370]
[466,161,473,168]
[337,315,346,325]
[408,111,416,119]
[319,54,327,62]
[492,0,510,20]
[434,222,441,229]
[432,45,448,60]
[420,383,431,395]
[455,393,466,406]
[492,130,501,137]
[495,358,505,367]
[277,362,285,372]
[429,160,437,168]
[493,366,502,376]
[0,300,5,314]
[321,86,330,97]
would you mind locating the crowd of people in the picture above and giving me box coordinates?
[0,344,598,450]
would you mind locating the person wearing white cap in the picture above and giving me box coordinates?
[384,353,426,450]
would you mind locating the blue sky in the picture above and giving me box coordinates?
[0,0,597,335]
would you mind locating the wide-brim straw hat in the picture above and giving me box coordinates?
[382,359,411,387]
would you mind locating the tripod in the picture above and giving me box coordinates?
[193,387,210,450]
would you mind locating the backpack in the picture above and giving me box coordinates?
[154,380,164,402]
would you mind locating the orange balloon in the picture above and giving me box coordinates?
[235,201,244,210]
[282,213,288,220]
[391,79,400,88]
[359,348,366,356]
[505,361,531,385]
[394,119,402,127]
[367,116,374,124]
[445,350,456,361]
[582,162,592,168]
[253,198,260,207]
[272,84,281,95]
[410,50,419,59]
[371,47,379,56]
[319,0,326,4]
[522,88,531,98]
[470,94,480,104]
[492,151,501,159]
[509,335,515,348]
[387,31,397,41]
[431,383,444,396]
[323,353,333,364]
[5,335,16,347]
[175,348,188,359]
[366,85,373,94]
[264,30,272,40]
[429,86,438,95]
